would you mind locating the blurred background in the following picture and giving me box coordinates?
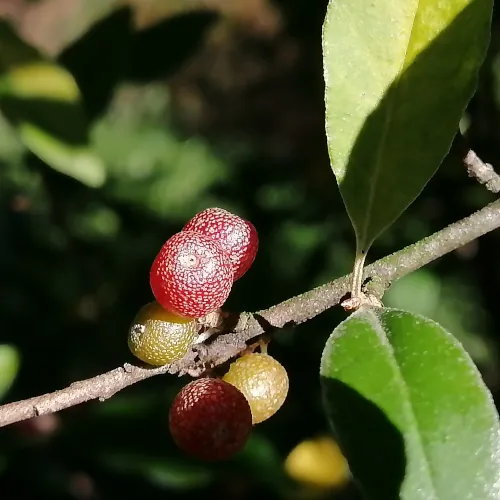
[0,0,499,498]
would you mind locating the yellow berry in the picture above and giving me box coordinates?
[222,353,288,424]
[128,301,198,366]
[284,436,350,490]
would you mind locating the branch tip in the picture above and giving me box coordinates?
[463,149,500,193]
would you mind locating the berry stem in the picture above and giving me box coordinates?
[259,340,269,355]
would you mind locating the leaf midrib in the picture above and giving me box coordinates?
[369,309,439,499]
[359,1,421,248]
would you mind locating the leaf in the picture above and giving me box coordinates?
[320,307,500,500]
[58,7,132,119]
[323,0,493,251]
[100,452,212,490]
[0,344,20,401]
[0,21,105,187]
[126,11,217,82]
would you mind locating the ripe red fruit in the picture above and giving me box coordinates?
[169,378,253,461]
[150,231,233,318]
[183,207,258,280]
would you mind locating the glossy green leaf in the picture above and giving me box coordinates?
[320,307,500,500]
[0,345,20,401]
[0,22,105,187]
[323,0,493,251]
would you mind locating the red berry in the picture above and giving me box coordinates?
[169,378,253,461]
[183,207,258,280]
[150,231,233,318]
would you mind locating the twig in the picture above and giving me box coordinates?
[0,364,173,427]
[463,149,500,193]
[1,197,500,428]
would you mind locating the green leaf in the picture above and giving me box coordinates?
[323,0,493,251]
[100,453,212,490]
[0,21,105,187]
[320,307,500,500]
[0,345,20,401]
[58,7,132,120]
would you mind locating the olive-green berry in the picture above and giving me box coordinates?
[128,301,198,366]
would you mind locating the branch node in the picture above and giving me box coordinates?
[122,363,133,373]
[193,329,216,345]
[341,292,382,311]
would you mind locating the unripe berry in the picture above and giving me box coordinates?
[183,207,258,280]
[223,353,289,424]
[169,378,252,461]
[128,301,198,366]
[284,436,350,489]
[150,231,233,318]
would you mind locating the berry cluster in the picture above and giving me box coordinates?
[127,207,289,461]
[150,207,258,318]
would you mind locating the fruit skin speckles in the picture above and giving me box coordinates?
[183,207,258,280]
[128,301,198,366]
[169,378,253,461]
[223,353,289,424]
[150,231,234,318]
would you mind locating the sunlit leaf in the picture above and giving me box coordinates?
[0,21,105,187]
[320,307,500,499]
[0,344,20,401]
[19,123,105,187]
[323,0,493,252]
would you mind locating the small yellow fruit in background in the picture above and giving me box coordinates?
[284,436,350,490]
[223,353,289,424]
[128,301,198,366]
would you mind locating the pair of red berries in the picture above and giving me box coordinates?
[150,207,259,319]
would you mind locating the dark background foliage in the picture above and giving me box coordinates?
[0,1,499,498]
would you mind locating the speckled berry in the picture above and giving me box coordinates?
[169,378,253,461]
[150,231,233,318]
[183,207,258,280]
[128,301,198,366]
[223,353,289,424]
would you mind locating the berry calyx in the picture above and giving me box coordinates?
[183,207,258,280]
[223,353,289,424]
[150,231,233,318]
[169,378,253,461]
[128,301,198,366]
